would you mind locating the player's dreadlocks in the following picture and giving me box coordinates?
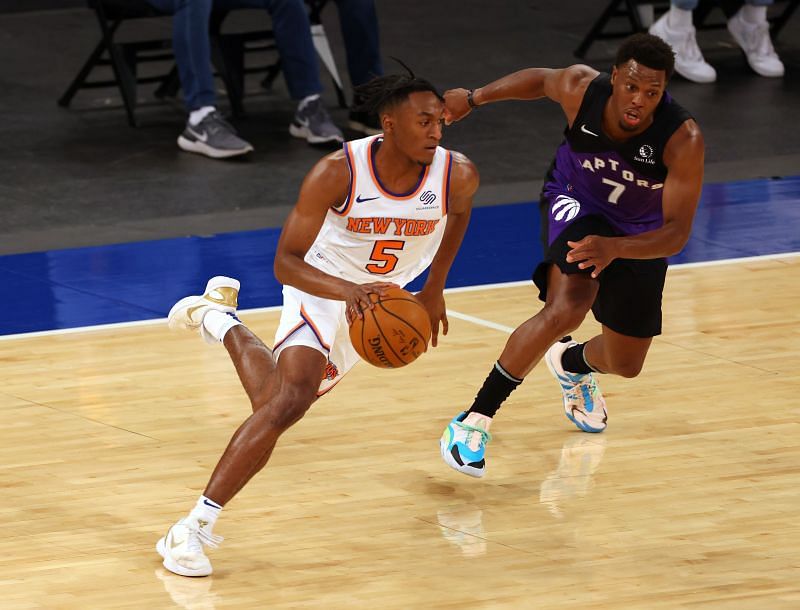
[352,58,443,117]
[616,33,676,80]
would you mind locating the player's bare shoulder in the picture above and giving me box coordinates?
[300,147,351,208]
[446,150,479,213]
[663,118,704,168]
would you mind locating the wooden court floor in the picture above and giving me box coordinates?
[1,255,798,609]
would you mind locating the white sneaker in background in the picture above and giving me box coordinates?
[727,9,785,78]
[649,13,717,83]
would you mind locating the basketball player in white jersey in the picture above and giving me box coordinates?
[155,73,479,577]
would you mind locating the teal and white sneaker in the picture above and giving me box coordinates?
[440,412,492,478]
[545,340,608,433]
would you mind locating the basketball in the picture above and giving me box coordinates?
[349,287,432,368]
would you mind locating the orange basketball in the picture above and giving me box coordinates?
[349,287,432,368]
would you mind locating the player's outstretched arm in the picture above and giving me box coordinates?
[416,153,479,347]
[443,64,598,125]
[612,120,704,260]
[275,152,397,314]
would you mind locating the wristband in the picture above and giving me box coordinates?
[467,89,478,109]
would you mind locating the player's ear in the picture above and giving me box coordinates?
[610,66,617,85]
[381,112,394,135]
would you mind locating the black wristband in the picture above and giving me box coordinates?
[467,89,478,109]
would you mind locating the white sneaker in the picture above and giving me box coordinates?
[544,340,608,433]
[727,10,785,77]
[649,13,717,83]
[156,516,223,577]
[168,276,240,342]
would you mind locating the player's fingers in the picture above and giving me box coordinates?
[441,312,449,336]
[430,323,438,348]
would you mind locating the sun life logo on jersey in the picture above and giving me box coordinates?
[634,144,655,165]
[551,195,580,222]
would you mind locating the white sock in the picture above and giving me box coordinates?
[462,413,492,451]
[298,94,320,111]
[188,495,222,530]
[740,4,767,24]
[189,106,216,126]
[463,412,492,429]
[668,5,693,29]
[202,309,242,343]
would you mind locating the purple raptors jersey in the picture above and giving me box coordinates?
[541,73,692,244]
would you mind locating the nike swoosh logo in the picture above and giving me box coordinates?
[203,499,221,509]
[356,195,380,203]
[580,124,599,137]
[167,528,183,550]
[187,127,209,143]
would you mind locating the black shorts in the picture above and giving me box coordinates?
[532,209,667,338]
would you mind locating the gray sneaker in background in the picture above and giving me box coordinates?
[177,111,254,159]
[289,97,344,145]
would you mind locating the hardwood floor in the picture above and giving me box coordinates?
[1,255,798,609]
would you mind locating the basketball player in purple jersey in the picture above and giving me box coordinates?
[440,33,704,478]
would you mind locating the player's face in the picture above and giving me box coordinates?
[384,91,445,166]
[609,60,666,133]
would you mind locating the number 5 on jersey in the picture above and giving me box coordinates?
[366,240,405,274]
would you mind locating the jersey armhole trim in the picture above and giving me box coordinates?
[332,142,356,216]
[442,151,453,216]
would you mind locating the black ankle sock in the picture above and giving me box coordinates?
[561,343,595,375]
[467,362,523,418]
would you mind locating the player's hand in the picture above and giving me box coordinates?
[443,88,472,125]
[566,235,619,278]
[344,282,398,325]
[415,287,447,348]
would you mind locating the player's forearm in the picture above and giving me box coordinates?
[423,214,470,290]
[614,221,691,259]
[274,255,355,300]
[473,68,552,106]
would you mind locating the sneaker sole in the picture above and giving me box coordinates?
[156,537,212,577]
[565,409,607,433]
[289,123,344,145]
[177,136,253,159]
[439,437,485,478]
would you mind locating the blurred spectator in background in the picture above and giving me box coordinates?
[146,0,344,159]
[649,0,785,83]
[332,0,384,135]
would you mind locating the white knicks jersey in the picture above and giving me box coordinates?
[305,135,454,287]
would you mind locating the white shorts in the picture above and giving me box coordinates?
[272,285,361,396]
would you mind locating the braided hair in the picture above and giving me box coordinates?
[352,61,443,117]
